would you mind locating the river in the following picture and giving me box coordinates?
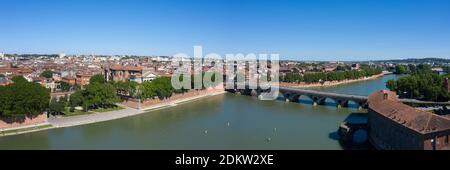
[0,74,400,150]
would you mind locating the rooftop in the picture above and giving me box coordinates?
[368,90,450,134]
[108,65,143,71]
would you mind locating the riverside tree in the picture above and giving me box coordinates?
[48,98,66,115]
[386,73,450,101]
[280,67,382,84]
[0,76,50,118]
[89,74,106,84]
[40,70,53,78]
[395,65,408,74]
[67,75,119,113]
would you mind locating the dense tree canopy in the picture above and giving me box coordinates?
[40,70,53,78]
[48,98,66,115]
[280,68,383,84]
[89,74,106,84]
[140,77,174,100]
[59,81,79,92]
[110,81,139,97]
[68,75,119,112]
[395,65,408,74]
[443,66,450,74]
[394,64,432,75]
[0,76,50,118]
[11,76,28,84]
[84,82,119,109]
[386,73,450,102]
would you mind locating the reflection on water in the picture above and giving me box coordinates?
[0,75,399,150]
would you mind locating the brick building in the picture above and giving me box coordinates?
[104,65,143,82]
[368,90,450,150]
[61,76,76,85]
[76,73,93,86]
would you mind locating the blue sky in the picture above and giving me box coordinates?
[1,0,450,61]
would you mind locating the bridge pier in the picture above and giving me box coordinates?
[336,100,349,108]
[312,96,326,106]
[283,93,300,103]
[358,102,367,110]
[250,89,259,97]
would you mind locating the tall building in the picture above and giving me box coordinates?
[0,53,4,60]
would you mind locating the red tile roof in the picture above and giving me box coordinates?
[368,90,450,134]
[0,68,33,74]
[108,65,143,71]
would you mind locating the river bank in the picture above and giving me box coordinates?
[280,72,390,89]
[0,74,400,149]
[121,88,226,110]
[0,88,226,137]
[49,88,226,129]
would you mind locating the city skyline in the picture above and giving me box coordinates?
[1,0,450,61]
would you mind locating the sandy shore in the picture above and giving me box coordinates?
[280,72,389,89]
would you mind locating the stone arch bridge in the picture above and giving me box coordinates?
[278,87,369,108]
[227,85,450,109]
[227,86,369,108]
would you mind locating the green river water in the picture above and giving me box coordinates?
[0,75,400,150]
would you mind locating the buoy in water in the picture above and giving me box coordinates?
[227,122,230,127]
[273,128,277,132]
[204,130,208,134]
[265,137,272,142]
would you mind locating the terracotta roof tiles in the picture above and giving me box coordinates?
[368,90,450,134]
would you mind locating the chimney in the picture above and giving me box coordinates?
[381,90,389,100]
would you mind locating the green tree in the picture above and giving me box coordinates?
[142,81,157,99]
[395,65,407,74]
[84,82,119,109]
[69,90,84,111]
[152,77,174,100]
[443,66,450,74]
[415,64,432,74]
[48,98,65,115]
[0,79,50,118]
[59,81,73,92]
[11,76,28,84]
[386,80,397,92]
[89,74,106,84]
[40,70,53,78]
[386,73,450,101]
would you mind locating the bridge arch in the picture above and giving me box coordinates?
[278,87,369,108]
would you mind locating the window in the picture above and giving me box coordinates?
[445,135,449,145]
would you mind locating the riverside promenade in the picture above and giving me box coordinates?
[49,90,226,128]
[48,107,145,128]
